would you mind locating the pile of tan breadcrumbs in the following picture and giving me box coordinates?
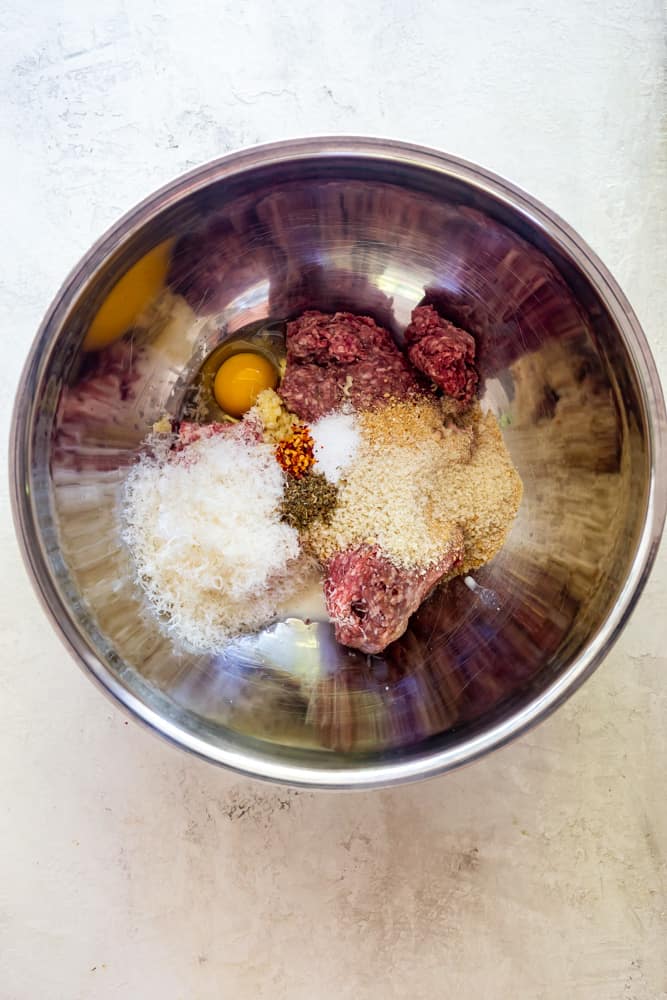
[306,396,522,574]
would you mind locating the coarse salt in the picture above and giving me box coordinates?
[310,410,360,484]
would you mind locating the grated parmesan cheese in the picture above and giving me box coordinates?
[123,432,309,649]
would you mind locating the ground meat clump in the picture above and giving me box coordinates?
[404,305,478,405]
[309,395,523,654]
[173,417,262,452]
[279,311,422,421]
[324,541,463,654]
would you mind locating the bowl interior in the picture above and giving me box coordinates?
[16,145,658,784]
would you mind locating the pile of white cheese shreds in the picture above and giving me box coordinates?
[123,430,310,650]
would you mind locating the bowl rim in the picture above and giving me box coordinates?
[10,136,667,789]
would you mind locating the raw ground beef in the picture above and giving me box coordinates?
[324,540,463,654]
[174,418,261,450]
[279,311,422,421]
[175,420,230,448]
[404,305,478,405]
[170,417,263,470]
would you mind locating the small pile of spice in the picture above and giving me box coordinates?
[280,472,338,530]
[275,424,315,478]
[310,410,360,484]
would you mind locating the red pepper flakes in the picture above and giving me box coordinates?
[275,424,315,478]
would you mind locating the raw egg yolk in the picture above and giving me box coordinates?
[83,239,173,352]
[213,352,278,417]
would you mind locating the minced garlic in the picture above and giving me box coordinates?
[253,387,298,443]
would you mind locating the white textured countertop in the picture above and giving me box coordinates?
[1,3,665,998]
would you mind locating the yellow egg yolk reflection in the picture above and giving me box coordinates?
[213,352,278,418]
[83,240,173,352]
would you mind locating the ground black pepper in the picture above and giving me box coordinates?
[280,472,338,530]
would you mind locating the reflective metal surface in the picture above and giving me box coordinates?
[10,138,666,787]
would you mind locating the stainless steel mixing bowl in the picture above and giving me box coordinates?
[11,138,666,788]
